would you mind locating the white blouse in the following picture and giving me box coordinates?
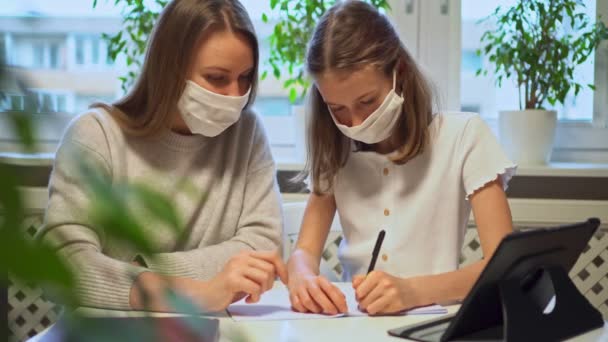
[331,112,517,280]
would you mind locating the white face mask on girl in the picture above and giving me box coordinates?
[328,71,404,144]
[177,80,251,137]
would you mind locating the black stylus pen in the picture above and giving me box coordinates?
[367,229,386,274]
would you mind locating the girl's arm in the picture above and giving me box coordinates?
[354,179,513,314]
[287,192,348,314]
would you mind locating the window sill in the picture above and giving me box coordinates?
[516,163,608,178]
[0,152,54,166]
[2,153,608,178]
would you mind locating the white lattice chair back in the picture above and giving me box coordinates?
[5,186,62,342]
[282,201,344,282]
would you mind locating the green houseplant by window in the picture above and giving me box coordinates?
[96,0,391,102]
[477,0,608,165]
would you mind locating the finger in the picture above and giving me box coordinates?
[352,275,365,289]
[252,251,288,285]
[366,295,393,316]
[236,278,262,303]
[318,277,347,313]
[247,257,274,275]
[358,281,385,310]
[247,258,275,291]
[290,292,307,313]
[243,267,273,293]
[308,282,339,315]
[355,271,381,301]
[297,287,322,313]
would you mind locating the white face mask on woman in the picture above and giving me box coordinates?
[178,80,251,137]
[329,71,404,144]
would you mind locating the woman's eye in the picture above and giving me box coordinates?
[206,74,225,82]
[360,98,375,105]
[239,73,253,80]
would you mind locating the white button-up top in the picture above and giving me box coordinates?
[331,113,516,280]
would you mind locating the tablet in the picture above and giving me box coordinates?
[388,218,601,342]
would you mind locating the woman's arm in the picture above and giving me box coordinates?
[287,193,348,314]
[354,179,513,314]
[133,114,283,280]
[129,250,287,312]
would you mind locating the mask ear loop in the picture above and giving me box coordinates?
[393,68,406,98]
[392,69,397,90]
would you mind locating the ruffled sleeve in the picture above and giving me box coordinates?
[460,115,517,199]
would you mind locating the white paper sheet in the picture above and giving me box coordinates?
[227,283,447,321]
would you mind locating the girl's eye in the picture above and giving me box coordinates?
[360,98,375,105]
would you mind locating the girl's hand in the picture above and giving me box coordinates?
[287,271,347,315]
[352,271,422,315]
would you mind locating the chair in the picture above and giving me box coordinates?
[4,186,62,342]
[1,280,8,342]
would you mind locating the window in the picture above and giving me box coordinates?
[0,95,24,112]
[405,0,608,162]
[91,37,100,65]
[49,43,60,69]
[10,36,64,70]
[0,0,413,160]
[3,0,605,163]
[1,2,123,152]
[25,90,73,113]
[32,43,45,68]
[75,37,85,65]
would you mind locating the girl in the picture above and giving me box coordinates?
[287,1,516,316]
[39,0,285,312]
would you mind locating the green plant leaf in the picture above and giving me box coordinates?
[289,87,298,103]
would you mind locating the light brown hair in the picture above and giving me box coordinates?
[92,0,259,136]
[304,1,435,194]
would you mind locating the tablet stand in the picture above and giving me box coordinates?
[493,265,603,342]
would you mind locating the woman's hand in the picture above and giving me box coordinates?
[201,250,288,311]
[287,270,347,315]
[352,271,422,315]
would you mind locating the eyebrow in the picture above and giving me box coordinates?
[326,90,376,106]
[202,66,254,74]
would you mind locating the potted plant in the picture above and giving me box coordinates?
[477,0,608,165]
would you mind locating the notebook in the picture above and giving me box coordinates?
[228,282,447,321]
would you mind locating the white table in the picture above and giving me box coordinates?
[29,283,608,342]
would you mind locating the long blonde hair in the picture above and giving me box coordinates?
[304,1,435,194]
[92,0,259,136]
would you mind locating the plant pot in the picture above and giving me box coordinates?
[498,109,557,165]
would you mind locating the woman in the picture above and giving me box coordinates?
[39,0,285,312]
[287,1,516,316]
